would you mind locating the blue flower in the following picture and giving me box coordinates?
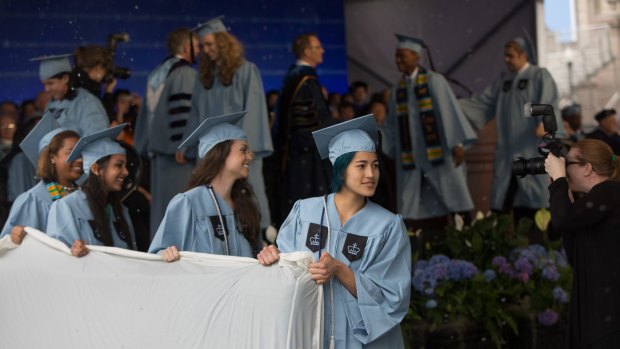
[412,268,437,295]
[429,254,450,266]
[448,260,478,281]
[537,309,559,326]
[551,250,569,268]
[491,256,507,268]
[514,256,533,275]
[483,269,496,282]
[542,265,560,281]
[552,287,569,304]
[425,299,437,309]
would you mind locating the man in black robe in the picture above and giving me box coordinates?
[273,33,332,226]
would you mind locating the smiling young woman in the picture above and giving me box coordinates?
[148,112,261,261]
[0,114,82,244]
[46,124,136,257]
[257,115,411,349]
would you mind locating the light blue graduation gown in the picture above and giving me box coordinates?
[148,185,254,257]
[7,152,37,202]
[0,181,52,238]
[47,190,136,250]
[277,194,411,349]
[134,57,197,236]
[459,65,563,209]
[387,69,477,219]
[45,87,109,136]
[185,61,274,229]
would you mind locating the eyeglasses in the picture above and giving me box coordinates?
[565,160,584,168]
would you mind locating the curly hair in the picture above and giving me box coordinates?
[199,32,245,89]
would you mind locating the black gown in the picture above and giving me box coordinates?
[548,178,620,348]
[273,64,332,226]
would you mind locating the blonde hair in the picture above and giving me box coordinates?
[199,32,244,88]
[572,139,620,180]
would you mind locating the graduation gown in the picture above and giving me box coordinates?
[7,152,37,202]
[459,65,563,210]
[548,178,620,348]
[134,57,196,236]
[45,87,110,137]
[0,181,52,238]
[185,61,273,229]
[274,64,332,223]
[387,69,476,219]
[276,194,411,349]
[148,185,254,258]
[47,190,136,250]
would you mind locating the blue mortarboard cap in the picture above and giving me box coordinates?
[30,54,73,81]
[395,34,425,54]
[178,111,247,158]
[192,16,227,36]
[19,112,72,167]
[561,104,582,118]
[312,114,378,165]
[512,34,537,65]
[66,124,127,174]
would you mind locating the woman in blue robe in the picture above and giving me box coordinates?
[1,114,82,244]
[33,53,109,137]
[47,124,136,256]
[182,17,273,231]
[148,112,261,260]
[258,115,412,349]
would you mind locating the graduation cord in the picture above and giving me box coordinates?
[318,206,325,259]
[322,195,335,349]
[207,184,230,256]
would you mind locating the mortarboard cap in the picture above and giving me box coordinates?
[177,111,247,158]
[66,124,126,174]
[561,104,582,118]
[192,16,227,37]
[395,34,425,54]
[594,109,617,122]
[312,114,378,165]
[511,34,537,65]
[19,112,73,167]
[30,54,73,81]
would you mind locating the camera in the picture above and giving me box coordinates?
[103,32,132,83]
[512,103,569,177]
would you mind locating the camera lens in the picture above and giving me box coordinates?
[512,157,547,177]
[113,67,131,80]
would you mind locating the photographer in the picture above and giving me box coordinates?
[545,138,620,347]
[71,45,116,119]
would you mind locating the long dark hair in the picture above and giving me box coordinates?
[187,140,260,249]
[82,155,134,248]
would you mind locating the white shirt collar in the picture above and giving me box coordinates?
[517,62,530,75]
[407,67,419,80]
[296,59,312,67]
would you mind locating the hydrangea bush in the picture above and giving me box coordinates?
[407,212,573,347]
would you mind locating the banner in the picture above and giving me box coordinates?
[0,228,323,349]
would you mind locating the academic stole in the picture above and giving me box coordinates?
[47,182,67,201]
[395,67,444,170]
